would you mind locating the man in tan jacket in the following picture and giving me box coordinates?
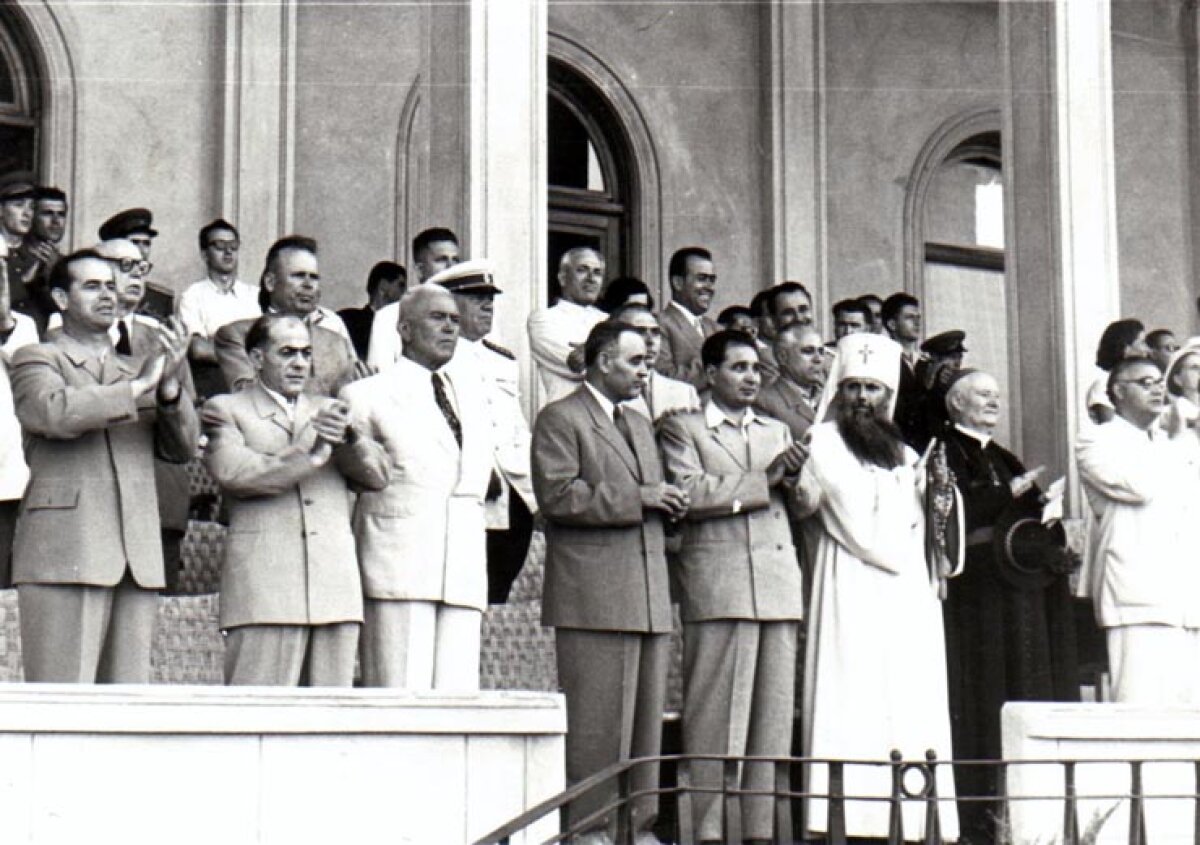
[203,314,389,686]
[11,249,198,683]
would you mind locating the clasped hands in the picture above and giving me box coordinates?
[129,317,190,404]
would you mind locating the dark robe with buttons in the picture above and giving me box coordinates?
[939,423,1079,844]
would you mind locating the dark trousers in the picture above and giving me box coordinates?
[486,493,534,604]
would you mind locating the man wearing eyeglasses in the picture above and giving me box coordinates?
[176,220,260,398]
[1077,356,1200,704]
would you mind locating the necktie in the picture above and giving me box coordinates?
[116,319,132,355]
[432,372,463,448]
[613,405,636,452]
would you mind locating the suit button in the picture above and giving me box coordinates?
[776,545,783,551]
[303,498,314,506]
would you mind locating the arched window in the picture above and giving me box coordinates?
[906,111,1016,445]
[547,58,633,301]
[0,6,40,175]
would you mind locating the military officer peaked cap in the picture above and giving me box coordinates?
[428,259,502,295]
[920,330,967,357]
[98,207,158,241]
[0,171,37,202]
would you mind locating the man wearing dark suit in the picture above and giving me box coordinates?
[882,292,927,449]
[337,261,406,360]
[658,246,718,390]
[216,236,359,397]
[532,320,689,842]
[203,315,390,685]
[11,249,198,682]
[756,323,824,442]
[659,331,807,841]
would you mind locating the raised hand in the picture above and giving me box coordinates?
[1010,465,1045,498]
[131,350,168,399]
[566,343,586,374]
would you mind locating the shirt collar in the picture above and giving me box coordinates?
[206,276,245,294]
[704,399,758,431]
[584,382,617,419]
[669,299,701,328]
[954,423,992,448]
[261,384,297,419]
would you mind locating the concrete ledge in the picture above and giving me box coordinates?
[0,685,566,844]
[0,683,566,735]
[1003,703,1200,844]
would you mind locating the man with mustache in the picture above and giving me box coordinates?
[797,331,959,842]
[527,246,608,405]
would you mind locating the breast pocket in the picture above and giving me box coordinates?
[23,485,80,512]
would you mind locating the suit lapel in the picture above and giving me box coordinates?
[709,420,749,470]
[58,333,113,384]
[580,390,640,479]
[250,383,295,436]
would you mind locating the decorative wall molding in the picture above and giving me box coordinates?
[547,31,662,289]
[14,1,77,238]
[394,75,424,263]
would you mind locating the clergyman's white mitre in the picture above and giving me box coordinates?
[815,332,904,423]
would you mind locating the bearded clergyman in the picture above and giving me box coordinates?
[797,331,961,842]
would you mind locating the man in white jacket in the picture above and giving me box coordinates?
[1076,356,1200,704]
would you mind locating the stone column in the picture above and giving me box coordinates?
[762,0,827,320]
[467,0,547,414]
[1001,0,1119,510]
[218,0,298,263]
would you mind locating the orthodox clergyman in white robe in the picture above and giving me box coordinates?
[798,332,961,842]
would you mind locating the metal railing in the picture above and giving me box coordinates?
[473,752,1200,845]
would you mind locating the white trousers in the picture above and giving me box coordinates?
[361,599,481,690]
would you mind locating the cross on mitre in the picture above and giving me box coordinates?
[857,344,874,365]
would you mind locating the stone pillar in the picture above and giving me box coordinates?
[218,0,298,263]
[762,0,827,317]
[1001,0,1119,510]
[467,0,547,414]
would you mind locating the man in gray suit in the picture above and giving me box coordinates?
[203,315,389,686]
[756,323,825,442]
[11,249,198,682]
[657,246,718,390]
[659,331,807,841]
[532,320,689,842]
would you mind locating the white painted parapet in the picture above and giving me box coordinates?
[1003,702,1200,844]
[0,685,565,845]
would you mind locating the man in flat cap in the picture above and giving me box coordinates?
[939,368,1078,845]
[434,260,539,604]
[0,172,51,333]
[366,227,460,369]
[338,261,406,360]
[11,249,198,682]
[215,236,359,397]
[177,219,261,399]
[797,331,960,841]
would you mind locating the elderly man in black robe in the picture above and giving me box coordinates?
[938,369,1080,844]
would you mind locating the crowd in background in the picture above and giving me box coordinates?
[0,166,1193,844]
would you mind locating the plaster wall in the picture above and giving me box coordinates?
[548,1,767,313]
[1110,0,1196,335]
[822,1,1001,307]
[292,1,426,311]
[27,1,223,291]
